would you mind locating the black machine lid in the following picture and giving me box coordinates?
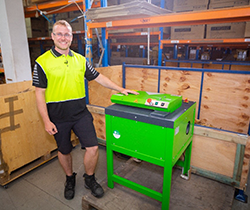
[105,101,195,128]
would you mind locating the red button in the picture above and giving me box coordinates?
[147,98,152,103]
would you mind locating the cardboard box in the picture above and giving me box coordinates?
[236,49,248,61]
[206,22,246,39]
[171,25,205,40]
[244,22,250,37]
[25,17,49,38]
[189,49,197,60]
[173,0,208,12]
[111,51,121,57]
[209,0,249,9]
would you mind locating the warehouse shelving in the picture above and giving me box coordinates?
[28,30,85,54]
[23,1,250,66]
[86,5,250,65]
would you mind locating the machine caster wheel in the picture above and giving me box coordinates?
[3,185,8,189]
[180,169,191,181]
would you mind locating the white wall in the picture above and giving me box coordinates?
[0,0,32,83]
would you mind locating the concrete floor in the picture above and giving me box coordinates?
[0,144,249,210]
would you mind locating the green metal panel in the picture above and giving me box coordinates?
[111,90,182,113]
[107,115,171,163]
[172,105,195,164]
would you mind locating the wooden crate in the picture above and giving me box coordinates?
[87,65,250,190]
[0,81,78,186]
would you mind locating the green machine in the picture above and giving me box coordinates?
[105,91,196,210]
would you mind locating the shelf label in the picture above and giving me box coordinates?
[106,21,112,27]
[141,32,148,35]
[244,39,250,42]
[171,40,179,43]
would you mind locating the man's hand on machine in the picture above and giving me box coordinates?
[120,89,139,96]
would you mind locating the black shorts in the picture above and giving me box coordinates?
[53,108,98,154]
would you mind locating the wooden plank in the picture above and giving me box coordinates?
[165,62,178,67]
[179,63,203,68]
[191,134,237,178]
[231,65,250,71]
[159,69,202,118]
[203,63,230,70]
[0,80,33,96]
[88,65,122,107]
[201,72,250,134]
[159,69,202,102]
[126,67,158,92]
[0,149,58,187]
[194,126,249,145]
[240,139,250,189]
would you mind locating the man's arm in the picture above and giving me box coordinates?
[94,74,138,95]
[35,87,58,135]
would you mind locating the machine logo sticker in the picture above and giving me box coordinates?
[113,130,121,139]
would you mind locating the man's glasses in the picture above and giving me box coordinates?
[53,32,72,39]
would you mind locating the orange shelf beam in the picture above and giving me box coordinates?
[161,38,250,48]
[24,0,83,12]
[161,38,250,45]
[108,31,160,38]
[24,0,100,18]
[0,68,4,73]
[87,6,250,38]
[110,42,159,46]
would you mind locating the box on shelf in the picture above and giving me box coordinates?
[111,51,121,57]
[206,22,246,39]
[209,0,249,9]
[171,25,205,40]
[25,17,49,38]
[245,22,250,37]
[236,49,248,61]
[173,0,209,12]
[201,52,210,60]
[189,49,197,60]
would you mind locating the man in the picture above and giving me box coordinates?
[32,20,138,200]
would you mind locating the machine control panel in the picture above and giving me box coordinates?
[111,91,182,113]
[145,98,169,108]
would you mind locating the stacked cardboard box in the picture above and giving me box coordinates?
[245,22,250,37]
[171,25,205,40]
[209,0,249,9]
[207,0,249,39]
[173,0,208,12]
[171,0,208,40]
[206,22,246,39]
[25,17,49,38]
[47,11,84,34]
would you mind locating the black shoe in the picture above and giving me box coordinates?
[83,173,104,198]
[64,172,77,200]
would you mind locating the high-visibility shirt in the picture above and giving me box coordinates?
[32,46,99,122]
